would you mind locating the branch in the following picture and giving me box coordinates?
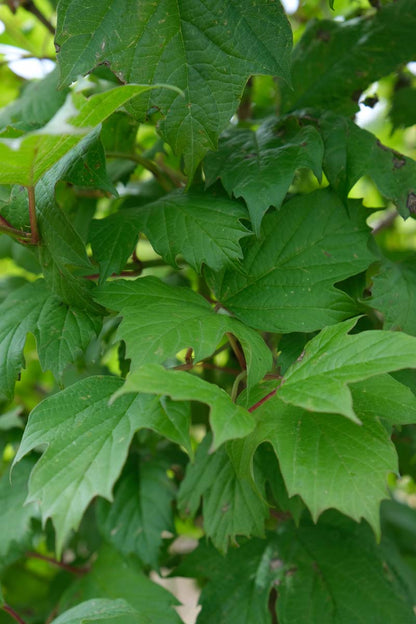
[82,258,167,280]
[21,0,55,35]
[3,604,27,624]
[0,214,31,242]
[226,332,246,371]
[25,551,88,577]
[27,186,40,245]
[106,151,173,191]
[248,380,284,413]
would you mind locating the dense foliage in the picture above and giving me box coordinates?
[0,0,416,621]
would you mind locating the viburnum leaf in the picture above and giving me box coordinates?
[0,84,175,185]
[95,276,272,389]
[50,599,139,624]
[59,545,182,624]
[350,374,416,427]
[315,112,416,219]
[370,256,416,334]
[0,279,100,400]
[0,458,39,565]
[122,188,251,272]
[278,317,416,421]
[275,515,416,624]
[390,86,416,130]
[116,364,256,450]
[204,118,323,234]
[281,0,416,116]
[89,213,140,283]
[96,456,175,568]
[13,376,191,555]
[55,0,292,175]
[206,189,374,333]
[178,435,268,552]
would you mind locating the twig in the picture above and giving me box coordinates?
[25,551,88,577]
[82,258,167,280]
[3,604,27,624]
[226,333,246,371]
[106,151,173,191]
[248,380,284,413]
[174,361,241,375]
[27,186,39,245]
[0,214,31,241]
[371,209,398,235]
[21,0,55,35]
[231,370,247,402]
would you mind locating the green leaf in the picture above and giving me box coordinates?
[350,374,416,426]
[123,189,251,272]
[60,545,182,624]
[275,516,416,624]
[0,458,39,564]
[279,317,416,421]
[51,599,139,624]
[390,86,416,130]
[0,67,69,134]
[316,112,416,219]
[178,435,268,552]
[247,396,396,533]
[56,0,292,175]
[96,457,175,568]
[204,118,323,234]
[13,376,191,555]
[89,213,140,283]
[281,0,416,115]
[95,276,272,389]
[0,84,172,185]
[206,189,374,333]
[371,256,416,334]
[0,279,100,400]
[117,365,256,450]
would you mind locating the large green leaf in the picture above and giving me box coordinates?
[56,0,292,175]
[117,365,256,449]
[96,457,175,568]
[122,189,251,271]
[350,374,416,427]
[0,84,171,185]
[278,317,416,421]
[51,599,139,624]
[178,435,268,552]
[206,189,374,332]
[281,0,416,115]
[204,118,323,234]
[0,279,100,400]
[59,545,182,624]
[95,276,272,389]
[13,376,191,555]
[371,256,416,334]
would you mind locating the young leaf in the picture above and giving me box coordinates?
[96,457,175,568]
[279,317,416,421]
[122,189,251,272]
[51,599,138,624]
[204,119,323,234]
[116,364,256,450]
[59,545,182,624]
[95,276,272,389]
[371,256,416,334]
[178,435,268,552]
[206,189,374,333]
[56,0,292,175]
[0,84,173,185]
[13,376,191,555]
[281,0,416,115]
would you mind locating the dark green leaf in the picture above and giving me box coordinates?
[204,118,323,234]
[371,256,416,334]
[206,189,374,332]
[390,86,416,130]
[56,0,292,175]
[89,213,139,283]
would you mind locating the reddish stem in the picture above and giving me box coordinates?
[3,605,27,624]
[25,551,88,577]
[27,186,39,245]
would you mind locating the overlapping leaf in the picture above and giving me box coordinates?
[0,279,100,400]
[56,0,292,175]
[118,365,255,449]
[206,189,374,332]
[204,118,323,234]
[278,317,416,421]
[371,256,416,335]
[89,213,140,283]
[14,376,191,555]
[281,0,416,115]
[95,276,272,389]
[178,435,268,552]
[51,599,138,624]
[121,189,251,271]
